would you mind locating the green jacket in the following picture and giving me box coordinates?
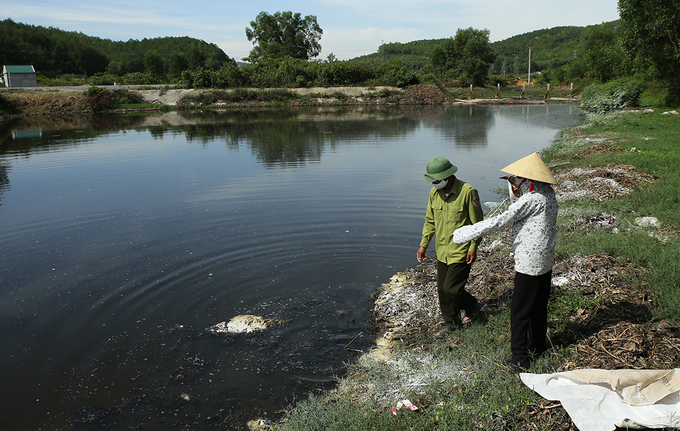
[420,177,484,264]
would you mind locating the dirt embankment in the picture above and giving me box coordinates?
[1,91,89,117]
[0,84,551,118]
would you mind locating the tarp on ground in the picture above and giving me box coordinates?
[520,369,680,431]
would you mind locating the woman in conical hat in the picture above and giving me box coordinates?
[501,152,557,184]
[501,152,557,201]
[452,152,559,370]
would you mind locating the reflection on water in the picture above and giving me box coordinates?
[0,104,581,430]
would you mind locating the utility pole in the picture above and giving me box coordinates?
[527,45,531,85]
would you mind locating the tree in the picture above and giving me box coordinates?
[245,11,322,62]
[428,28,496,86]
[167,51,188,77]
[429,38,457,71]
[186,44,206,70]
[583,27,625,82]
[453,28,496,86]
[144,50,165,76]
[618,0,680,89]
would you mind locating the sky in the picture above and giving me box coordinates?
[3,0,621,61]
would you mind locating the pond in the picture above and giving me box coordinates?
[0,103,581,430]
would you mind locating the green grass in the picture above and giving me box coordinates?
[274,105,680,431]
[545,109,680,321]
[282,312,537,431]
[281,305,575,431]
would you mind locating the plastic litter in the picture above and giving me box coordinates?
[391,399,419,415]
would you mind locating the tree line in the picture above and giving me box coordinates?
[0,19,233,79]
[2,1,679,104]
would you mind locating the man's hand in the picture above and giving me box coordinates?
[466,252,477,264]
[417,246,427,263]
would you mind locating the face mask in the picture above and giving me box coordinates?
[508,177,531,201]
[433,179,448,190]
[507,181,518,202]
[508,177,527,202]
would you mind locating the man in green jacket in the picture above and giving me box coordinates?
[417,157,484,336]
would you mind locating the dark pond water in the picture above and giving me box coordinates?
[0,104,581,430]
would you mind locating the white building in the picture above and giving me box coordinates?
[2,65,37,88]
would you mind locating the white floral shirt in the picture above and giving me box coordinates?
[452,181,558,276]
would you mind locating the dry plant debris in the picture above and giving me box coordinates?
[400,84,452,104]
[568,212,618,232]
[515,402,578,431]
[554,163,656,201]
[551,252,638,295]
[562,320,680,371]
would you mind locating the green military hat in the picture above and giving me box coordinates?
[424,156,458,182]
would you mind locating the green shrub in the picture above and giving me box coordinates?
[111,89,144,105]
[88,73,117,86]
[371,60,419,87]
[330,91,347,101]
[119,72,163,85]
[36,73,85,86]
[638,80,680,108]
[580,78,645,114]
[177,88,298,107]
[85,87,113,111]
[190,69,214,88]
[314,62,373,86]
[488,75,509,87]
[213,65,249,88]
[246,56,310,88]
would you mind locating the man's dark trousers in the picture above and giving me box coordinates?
[437,260,477,329]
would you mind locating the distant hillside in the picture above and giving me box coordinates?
[492,21,621,73]
[0,18,233,76]
[349,21,622,74]
[349,39,442,69]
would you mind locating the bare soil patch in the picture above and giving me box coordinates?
[3,92,88,116]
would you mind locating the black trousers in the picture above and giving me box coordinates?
[437,260,477,329]
[511,271,552,366]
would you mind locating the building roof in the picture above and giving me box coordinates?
[3,65,36,73]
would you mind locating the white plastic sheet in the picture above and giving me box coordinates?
[520,369,680,431]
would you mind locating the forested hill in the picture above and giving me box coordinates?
[491,21,621,72]
[1,17,621,77]
[350,20,622,73]
[0,18,232,76]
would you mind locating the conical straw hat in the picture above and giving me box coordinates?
[500,152,557,184]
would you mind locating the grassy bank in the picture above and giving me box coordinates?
[267,107,680,430]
